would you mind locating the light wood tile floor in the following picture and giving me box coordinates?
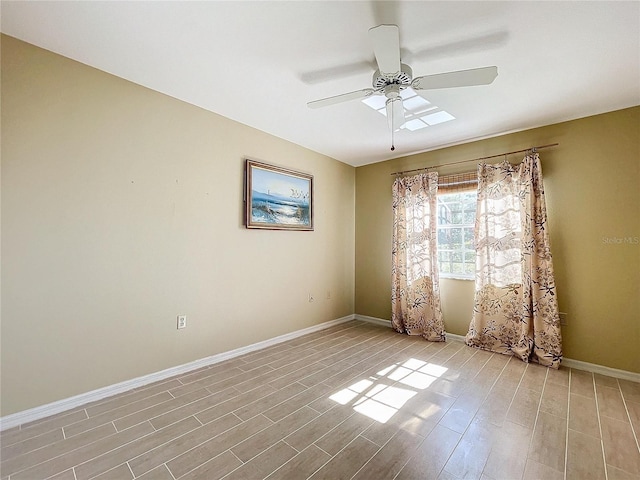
[2,321,639,480]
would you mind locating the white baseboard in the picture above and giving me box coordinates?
[561,358,640,383]
[355,314,640,383]
[445,332,467,343]
[353,314,391,327]
[0,314,356,431]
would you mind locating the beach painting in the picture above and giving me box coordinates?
[245,160,313,230]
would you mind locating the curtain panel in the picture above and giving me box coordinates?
[391,172,445,341]
[465,154,563,368]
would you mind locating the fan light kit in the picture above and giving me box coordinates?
[307,24,498,151]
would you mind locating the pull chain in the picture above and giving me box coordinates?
[390,105,395,151]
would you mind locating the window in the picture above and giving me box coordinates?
[437,191,477,279]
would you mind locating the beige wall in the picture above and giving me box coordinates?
[356,107,640,373]
[1,36,355,415]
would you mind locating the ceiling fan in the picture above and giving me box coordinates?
[307,25,498,150]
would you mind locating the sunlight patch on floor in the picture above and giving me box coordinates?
[329,379,373,405]
[329,358,448,423]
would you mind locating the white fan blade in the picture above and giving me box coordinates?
[369,24,401,75]
[386,97,405,131]
[307,88,377,109]
[412,66,498,90]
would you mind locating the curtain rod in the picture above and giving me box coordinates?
[389,143,559,176]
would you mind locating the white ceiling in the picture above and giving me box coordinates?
[2,1,639,166]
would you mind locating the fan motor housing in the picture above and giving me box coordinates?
[372,63,413,89]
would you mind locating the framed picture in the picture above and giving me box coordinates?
[245,159,313,230]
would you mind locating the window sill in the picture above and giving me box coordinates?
[440,275,474,281]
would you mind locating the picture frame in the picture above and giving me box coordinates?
[245,159,313,230]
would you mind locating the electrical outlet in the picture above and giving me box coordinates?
[177,315,187,329]
[559,312,568,326]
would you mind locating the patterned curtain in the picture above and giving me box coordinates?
[465,154,563,368]
[391,172,445,341]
